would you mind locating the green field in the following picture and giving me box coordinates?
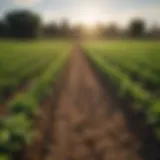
[0,40,70,159]
[84,40,160,138]
[0,41,70,101]
[1,40,160,160]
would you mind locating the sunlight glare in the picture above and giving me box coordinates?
[76,7,102,25]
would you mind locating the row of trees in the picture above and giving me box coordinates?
[0,10,74,39]
[0,10,160,39]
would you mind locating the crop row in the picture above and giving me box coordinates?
[99,52,160,92]
[0,42,70,160]
[0,41,69,101]
[85,43,160,140]
[86,41,160,94]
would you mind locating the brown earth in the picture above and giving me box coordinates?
[24,45,160,160]
[42,46,151,160]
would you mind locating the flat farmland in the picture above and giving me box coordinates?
[85,40,160,138]
[0,40,160,160]
[0,40,70,160]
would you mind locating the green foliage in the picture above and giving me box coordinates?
[8,94,38,118]
[85,40,160,138]
[1,114,33,151]
[0,41,70,159]
[0,154,9,160]
[0,41,70,101]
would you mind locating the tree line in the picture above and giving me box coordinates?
[0,10,160,39]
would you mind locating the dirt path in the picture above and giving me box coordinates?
[43,46,148,160]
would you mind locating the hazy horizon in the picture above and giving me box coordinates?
[0,0,160,27]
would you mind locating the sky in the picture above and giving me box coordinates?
[0,0,160,27]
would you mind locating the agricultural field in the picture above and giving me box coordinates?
[0,40,70,160]
[84,40,160,138]
[0,39,160,160]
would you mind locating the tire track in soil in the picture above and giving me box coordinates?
[46,46,145,160]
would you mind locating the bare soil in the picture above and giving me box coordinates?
[22,45,160,160]
[41,45,158,160]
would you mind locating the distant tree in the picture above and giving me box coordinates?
[149,23,160,38]
[128,19,146,37]
[95,22,105,38]
[0,21,8,37]
[5,10,41,39]
[43,22,59,38]
[71,24,82,38]
[59,19,71,37]
[104,23,120,38]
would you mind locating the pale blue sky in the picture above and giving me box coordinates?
[0,0,160,26]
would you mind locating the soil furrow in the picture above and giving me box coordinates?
[47,46,144,160]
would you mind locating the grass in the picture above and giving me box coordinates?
[0,40,70,160]
[84,40,160,138]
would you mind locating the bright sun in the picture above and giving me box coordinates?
[81,13,99,25]
[75,7,102,25]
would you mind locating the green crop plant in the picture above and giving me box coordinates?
[84,40,160,139]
